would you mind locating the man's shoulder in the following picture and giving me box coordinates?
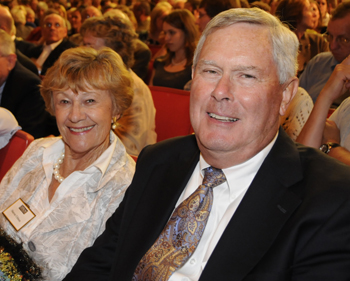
[56,38,76,50]
[138,135,198,164]
[307,52,336,68]
[297,143,350,187]
[11,61,40,83]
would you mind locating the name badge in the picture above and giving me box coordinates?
[2,199,36,231]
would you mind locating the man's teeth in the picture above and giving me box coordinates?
[70,125,94,132]
[208,113,238,122]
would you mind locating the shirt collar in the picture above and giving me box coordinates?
[199,132,279,196]
[42,131,117,179]
[44,39,63,50]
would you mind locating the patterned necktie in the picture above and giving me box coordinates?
[133,166,227,281]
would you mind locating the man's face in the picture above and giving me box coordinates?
[42,14,67,45]
[191,23,294,167]
[0,6,12,34]
[196,7,211,33]
[327,14,350,63]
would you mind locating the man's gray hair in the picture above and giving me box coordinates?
[0,29,15,56]
[193,8,299,84]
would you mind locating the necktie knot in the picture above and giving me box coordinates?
[203,166,226,188]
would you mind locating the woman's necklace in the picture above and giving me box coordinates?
[53,151,65,183]
[171,57,187,66]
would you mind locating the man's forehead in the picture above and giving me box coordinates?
[45,14,63,24]
[328,14,350,35]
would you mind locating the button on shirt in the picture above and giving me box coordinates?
[169,133,278,281]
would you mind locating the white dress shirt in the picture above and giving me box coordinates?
[36,39,62,73]
[170,133,278,281]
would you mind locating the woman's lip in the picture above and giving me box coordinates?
[68,125,95,133]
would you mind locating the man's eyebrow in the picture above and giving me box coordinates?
[197,60,260,72]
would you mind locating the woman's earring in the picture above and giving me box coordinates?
[111,117,117,130]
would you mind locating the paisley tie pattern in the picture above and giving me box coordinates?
[133,166,227,281]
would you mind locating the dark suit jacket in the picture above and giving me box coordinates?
[16,49,38,75]
[132,39,151,82]
[17,38,76,75]
[64,129,350,281]
[1,61,59,138]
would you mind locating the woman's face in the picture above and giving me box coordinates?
[310,2,320,28]
[163,22,186,53]
[70,10,82,31]
[317,0,327,17]
[53,88,118,156]
[299,0,317,30]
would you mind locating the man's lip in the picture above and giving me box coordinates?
[208,112,239,122]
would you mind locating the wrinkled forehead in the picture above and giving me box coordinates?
[45,14,64,25]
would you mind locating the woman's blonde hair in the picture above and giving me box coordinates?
[41,46,134,116]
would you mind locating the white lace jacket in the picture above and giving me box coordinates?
[0,132,135,280]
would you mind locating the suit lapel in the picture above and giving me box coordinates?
[201,129,304,281]
[115,136,200,274]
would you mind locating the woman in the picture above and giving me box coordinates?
[149,9,199,90]
[317,0,330,26]
[276,0,329,75]
[148,1,172,45]
[81,15,157,156]
[0,46,135,280]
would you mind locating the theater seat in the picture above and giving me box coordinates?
[149,86,193,142]
[0,130,34,181]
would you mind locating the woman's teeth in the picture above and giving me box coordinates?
[70,125,94,132]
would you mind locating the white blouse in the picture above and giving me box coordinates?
[0,131,135,280]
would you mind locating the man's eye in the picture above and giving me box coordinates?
[242,74,256,79]
[86,99,95,103]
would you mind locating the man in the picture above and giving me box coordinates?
[64,8,350,280]
[196,0,240,32]
[0,29,58,138]
[21,13,75,75]
[297,55,350,165]
[0,4,38,74]
[299,1,350,104]
[81,15,156,156]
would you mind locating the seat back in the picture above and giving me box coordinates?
[0,130,34,181]
[149,86,193,142]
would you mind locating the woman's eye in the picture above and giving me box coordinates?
[86,99,95,103]
[60,100,69,104]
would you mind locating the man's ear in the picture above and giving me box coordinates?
[6,53,17,71]
[279,77,299,116]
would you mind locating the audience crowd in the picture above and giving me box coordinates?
[0,0,350,279]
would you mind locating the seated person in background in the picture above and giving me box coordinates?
[0,107,20,149]
[0,4,38,75]
[147,1,172,46]
[299,1,350,104]
[0,46,135,280]
[0,30,58,138]
[280,87,314,140]
[149,9,199,90]
[81,5,102,21]
[81,15,156,156]
[133,0,151,42]
[11,5,33,39]
[297,55,350,165]
[196,0,241,33]
[275,0,328,76]
[105,8,151,83]
[19,13,76,75]
[64,8,350,281]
